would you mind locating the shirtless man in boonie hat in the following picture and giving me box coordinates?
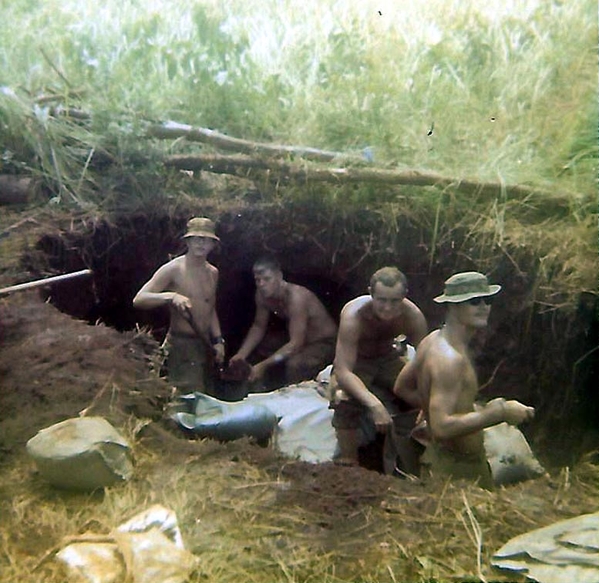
[133,217,225,394]
[393,271,535,489]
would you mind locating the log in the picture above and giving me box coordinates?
[0,175,34,205]
[163,153,559,203]
[0,269,92,297]
[148,121,359,162]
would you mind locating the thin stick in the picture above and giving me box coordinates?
[78,375,114,417]
[461,492,486,583]
[0,269,92,296]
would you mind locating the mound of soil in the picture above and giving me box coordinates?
[0,291,394,519]
[0,292,171,458]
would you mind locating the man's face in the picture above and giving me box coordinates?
[186,236,216,257]
[370,282,406,321]
[454,296,494,328]
[254,267,282,298]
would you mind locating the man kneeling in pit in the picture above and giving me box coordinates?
[229,256,338,389]
[331,266,428,476]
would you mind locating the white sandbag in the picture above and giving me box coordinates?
[56,505,197,583]
[484,422,546,486]
[26,417,133,491]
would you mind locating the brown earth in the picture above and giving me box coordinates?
[0,291,395,518]
[2,258,599,583]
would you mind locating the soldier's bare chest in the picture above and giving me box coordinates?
[265,296,289,318]
[176,270,214,304]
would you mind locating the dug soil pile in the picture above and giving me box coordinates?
[0,290,395,517]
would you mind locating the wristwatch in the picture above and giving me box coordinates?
[211,336,225,345]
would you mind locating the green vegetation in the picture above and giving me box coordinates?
[0,0,596,199]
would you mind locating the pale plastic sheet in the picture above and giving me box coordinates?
[246,382,338,463]
[56,505,197,583]
[169,369,544,479]
[492,511,599,583]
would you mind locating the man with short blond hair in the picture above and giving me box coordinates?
[229,256,337,388]
[331,266,428,475]
[133,217,225,394]
[394,271,535,489]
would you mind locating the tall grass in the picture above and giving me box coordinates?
[0,0,595,197]
[0,0,595,304]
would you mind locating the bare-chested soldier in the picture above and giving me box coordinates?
[133,217,225,394]
[331,267,428,476]
[229,256,337,388]
[393,271,535,489]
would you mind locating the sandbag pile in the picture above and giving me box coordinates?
[26,417,133,491]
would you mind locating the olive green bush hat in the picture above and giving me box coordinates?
[434,271,501,303]
[183,217,219,241]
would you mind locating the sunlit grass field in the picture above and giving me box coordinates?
[0,0,596,197]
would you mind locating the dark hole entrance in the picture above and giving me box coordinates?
[25,212,354,359]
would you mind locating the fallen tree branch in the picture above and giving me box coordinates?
[163,153,564,204]
[149,121,360,162]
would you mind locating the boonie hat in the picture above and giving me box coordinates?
[434,271,501,303]
[183,217,219,241]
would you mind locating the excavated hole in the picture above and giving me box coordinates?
[20,208,599,467]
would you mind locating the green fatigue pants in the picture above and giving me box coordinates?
[163,332,215,395]
[330,351,422,476]
[422,441,494,490]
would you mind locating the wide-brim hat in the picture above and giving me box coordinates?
[434,271,501,303]
[182,217,220,241]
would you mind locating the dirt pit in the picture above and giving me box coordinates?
[1,210,598,581]
[8,206,597,466]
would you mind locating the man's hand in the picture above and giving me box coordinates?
[171,292,192,314]
[369,402,393,433]
[487,397,535,425]
[249,362,267,383]
[503,400,535,425]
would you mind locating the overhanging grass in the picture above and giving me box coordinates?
[0,0,595,311]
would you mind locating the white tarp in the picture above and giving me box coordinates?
[168,374,545,483]
[492,511,599,583]
[246,382,337,463]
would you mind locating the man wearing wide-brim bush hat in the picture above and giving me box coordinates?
[133,216,224,395]
[433,271,501,304]
[182,217,220,241]
[393,270,534,490]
